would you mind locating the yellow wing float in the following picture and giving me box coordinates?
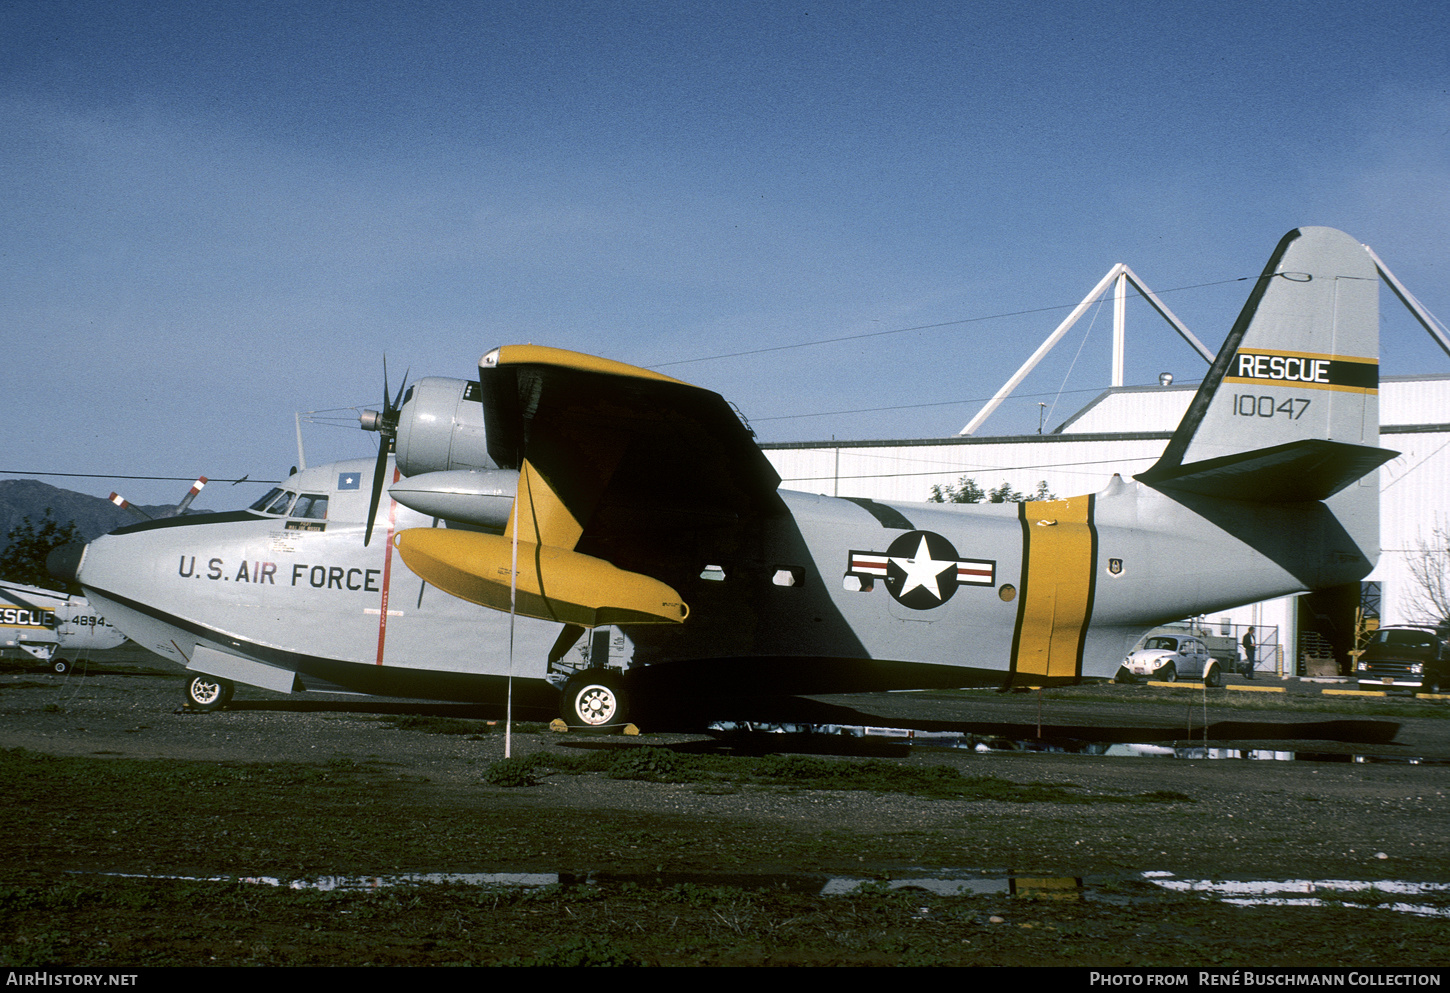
[394,345,783,628]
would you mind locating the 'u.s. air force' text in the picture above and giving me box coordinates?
[178,556,381,591]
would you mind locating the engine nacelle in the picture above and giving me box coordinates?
[388,469,518,530]
[393,377,495,477]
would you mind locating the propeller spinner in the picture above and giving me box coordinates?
[358,362,408,546]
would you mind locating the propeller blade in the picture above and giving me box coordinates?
[360,357,408,547]
[108,492,152,521]
[171,476,208,518]
[391,368,409,412]
[364,439,391,547]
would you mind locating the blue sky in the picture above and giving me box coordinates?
[3,0,1447,505]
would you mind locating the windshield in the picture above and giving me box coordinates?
[249,488,296,515]
[1143,637,1180,651]
[1369,629,1435,650]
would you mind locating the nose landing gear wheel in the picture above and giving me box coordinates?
[561,670,629,732]
[51,658,70,675]
[184,675,235,712]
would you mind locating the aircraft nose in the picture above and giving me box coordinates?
[47,542,86,586]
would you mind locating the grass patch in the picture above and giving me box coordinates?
[482,746,1192,804]
[4,874,1444,967]
[377,715,555,736]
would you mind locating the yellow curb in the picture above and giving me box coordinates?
[1323,688,1385,697]
[1227,684,1285,693]
[1415,692,1449,700]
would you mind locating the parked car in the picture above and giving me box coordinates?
[1355,626,1449,694]
[1119,634,1223,686]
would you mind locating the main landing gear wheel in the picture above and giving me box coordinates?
[561,670,629,732]
[184,675,234,712]
[51,658,70,675]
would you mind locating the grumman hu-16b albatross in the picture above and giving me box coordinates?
[1,580,126,673]
[52,227,1394,728]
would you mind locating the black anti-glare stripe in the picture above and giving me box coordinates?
[109,510,266,536]
[842,497,915,530]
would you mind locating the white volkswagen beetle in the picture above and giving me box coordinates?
[1120,635,1222,686]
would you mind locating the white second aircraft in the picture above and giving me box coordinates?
[1,580,126,673]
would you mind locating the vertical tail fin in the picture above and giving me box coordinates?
[1137,227,1396,502]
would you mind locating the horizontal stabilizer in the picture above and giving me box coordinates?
[394,527,688,627]
[1139,439,1396,503]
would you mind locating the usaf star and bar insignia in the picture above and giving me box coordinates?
[846,530,995,610]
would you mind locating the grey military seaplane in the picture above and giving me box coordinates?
[53,227,1393,729]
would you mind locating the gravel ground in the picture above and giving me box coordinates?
[5,648,1449,882]
[4,648,1450,967]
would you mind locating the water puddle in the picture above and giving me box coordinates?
[73,869,1450,917]
[1140,872,1450,918]
[710,723,1445,764]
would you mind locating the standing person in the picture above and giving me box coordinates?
[1241,626,1257,679]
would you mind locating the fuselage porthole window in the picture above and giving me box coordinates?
[772,566,805,588]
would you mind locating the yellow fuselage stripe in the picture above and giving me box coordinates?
[1012,496,1097,681]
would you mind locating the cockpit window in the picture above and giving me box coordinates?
[250,488,296,516]
[250,488,283,512]
[291,494,329,520]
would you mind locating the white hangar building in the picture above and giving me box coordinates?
[759,262,1450,679]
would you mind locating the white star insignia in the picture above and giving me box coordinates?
[889,535,956,602]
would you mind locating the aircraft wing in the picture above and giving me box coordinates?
[480,345,784,540]
[394,345,785,626]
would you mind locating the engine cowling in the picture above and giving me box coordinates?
[393,377,495,477]
[388,468,519,530]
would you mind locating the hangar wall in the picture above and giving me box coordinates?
[760,374,1450,676]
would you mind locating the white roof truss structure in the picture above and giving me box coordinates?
[959,244,1450,437]
[959,264,1210,436]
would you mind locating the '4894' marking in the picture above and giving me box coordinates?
[1233,395,1311,419]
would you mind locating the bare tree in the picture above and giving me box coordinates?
[1405,525,1450,632]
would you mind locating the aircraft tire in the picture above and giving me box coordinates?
[1204,663,1222,688]
[560,669,629,732]
[184,674,235,712]
[51,658,70,675]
